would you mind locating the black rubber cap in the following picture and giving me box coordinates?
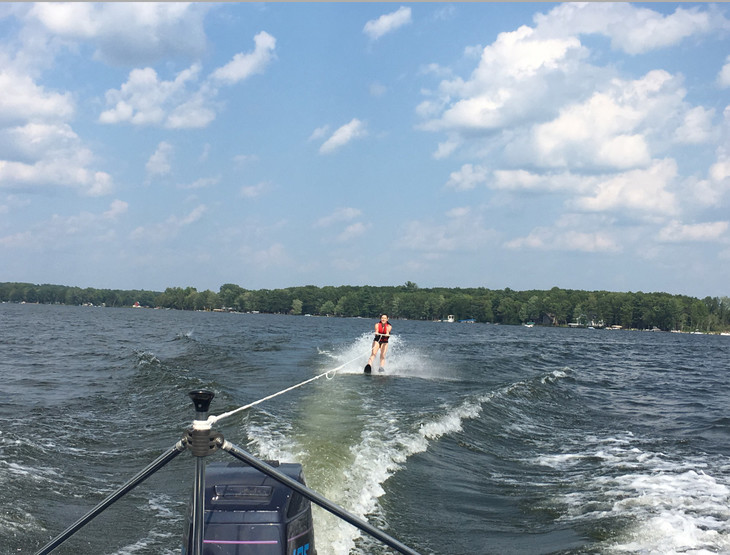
[189,390,215,413]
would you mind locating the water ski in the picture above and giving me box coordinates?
[364,364,372,374]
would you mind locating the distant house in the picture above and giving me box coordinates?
[541,313,558,326]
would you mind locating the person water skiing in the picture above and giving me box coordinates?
[364,314,392,373]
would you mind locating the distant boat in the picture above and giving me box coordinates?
[523,322,534,328]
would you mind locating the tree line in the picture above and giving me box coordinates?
[2,281,729,332]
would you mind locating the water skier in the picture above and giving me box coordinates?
[364,314,392,373]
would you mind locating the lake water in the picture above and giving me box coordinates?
[1,303,729,554]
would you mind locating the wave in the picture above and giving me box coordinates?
[535,431,730,554]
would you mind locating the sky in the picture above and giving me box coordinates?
[1,2,730,298]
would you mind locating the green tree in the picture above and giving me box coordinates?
[543,287,571,325]
[689,299,710,331]
[497,296,520,325]
[219,284,245,308]
[335,294,360,317]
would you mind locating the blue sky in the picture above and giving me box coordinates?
[1,3,730,298]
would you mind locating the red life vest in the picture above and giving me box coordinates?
[376,321,390,343]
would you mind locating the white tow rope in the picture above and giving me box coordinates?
[207,352,366,426]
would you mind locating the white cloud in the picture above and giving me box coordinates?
[233,153,259,166]
[0,230,33,249]
[689,178,722,207]
[419,63,452,78]
[145,142,173,178]
[28,2,209,65]
[400,207,498,253]
[363,6,412,40]
[719,55,730,88]
[477,25,581,81]
[103,199,128,219]
[432,139,460,160]
[315,207,362,228]
[505,227,620,253]
[419,25,583,134]
[99,31,276,129]
[239,242,290,269]
[180,204,206,225]
[178,176,220,190]
[199,144,211,162]
[130,204,207,242]
[445,164,488,191]
[0,77,112,196]
[571,159,678,216]
[165,92,217,129]
[0,146,113,196]
[709,154,730,183]
[446,206,470,219]
[99,64,207,128]
[534,3,719,55]
[308,125,330,142]
[531,71,682,170]
[210,31,276,84]
[369,82,387,97]
[1,122,78,161]
[418,3,712,177]
[0,68,74,124]
[86,172,113,197]
[0,199,126,249]
[29,3,100,38]
[608,6,716,55]
[658,220,729,243]
[239,181,271,199]
[415,98,443,120]
[319,119,366,154]
[492,169,542,191]
[315,207,367,244]
[336,222,369,243]
[697,150,730,204]
[650,143,729,208]
[491,169,594,194]
[673,106,716,144]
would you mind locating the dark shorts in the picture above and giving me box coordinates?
[374,335,389,344]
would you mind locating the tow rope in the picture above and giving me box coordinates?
[207,352,366,427]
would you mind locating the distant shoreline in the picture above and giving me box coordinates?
[2,281,728,333]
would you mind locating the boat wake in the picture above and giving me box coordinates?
[241,338,570,555]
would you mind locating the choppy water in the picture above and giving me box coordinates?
[1,303,729,554]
